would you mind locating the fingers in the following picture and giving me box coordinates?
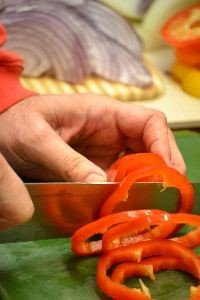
[141,111,172,165]
[0,153,34,231]
[117,104,186,174]
[17,118,107,182]
[167,129,186,175]
[142,112,186,174]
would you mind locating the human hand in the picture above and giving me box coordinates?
[0,94,185,182]
[0,153,34,230]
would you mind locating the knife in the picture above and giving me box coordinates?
[0,182,199,243]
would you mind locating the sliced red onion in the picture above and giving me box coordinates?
[62,9,151,86]
[0,1,153,87]
[2,11,90,82]
[0,0,85,11]
[75,0,143,54]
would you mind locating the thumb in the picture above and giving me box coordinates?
[22,121,107,182]
[0,153,34,230]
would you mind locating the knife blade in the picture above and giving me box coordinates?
[0,182,199,243]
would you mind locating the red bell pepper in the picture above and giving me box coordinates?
[111,256,194,283]
[190,286,200,300]
[161,4,200,68]
[111,257,200,300]
[100,166,194,240]
[97,239,200,300]
[102,212,200,252]
[71,153,197,299]
[101,166,194,217]
[107,153,166,182]
[71,209,164,256]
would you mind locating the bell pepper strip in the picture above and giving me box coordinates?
[161,4,200,49]
[72,210,200,256]
[190,286,200,300]
[111,256,193,283]
[99,166,194,241]
[97,240,200,300]
[102,212,200,252]
[107,153,166,182]
[176,47,200,68]
[111,257,200,300]
[161,4,200,72]
[100,166,194,218]
[171,228,200,248]
[71,209,164,256]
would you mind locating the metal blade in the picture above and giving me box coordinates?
[0,182,199,243]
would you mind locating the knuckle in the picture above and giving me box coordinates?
[61,155,88,181]
[15,117,48,151]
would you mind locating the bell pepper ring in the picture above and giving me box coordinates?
[111,256,196,283]
[99,166,194,241]
[71,209,164,256]
[107,153,166,182]
[190,286,200,300]
[111,257,200,300]
[161,3,200,74]
[161,4,200,49]
[97,239,200,300]
[72,211,200,256]
[102,212,200,252]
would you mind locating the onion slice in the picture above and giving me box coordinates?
[0,0,153,86]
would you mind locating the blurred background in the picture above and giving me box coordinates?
[1,0,200,128]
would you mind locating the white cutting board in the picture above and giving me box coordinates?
[135,47,200,129]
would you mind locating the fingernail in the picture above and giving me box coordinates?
[85,172,107,183]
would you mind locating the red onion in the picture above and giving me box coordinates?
[0,0,153,87]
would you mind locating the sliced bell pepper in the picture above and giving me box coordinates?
[107,153,166,182]
[102,212,200,252]
[111,256,194,283]
[99,166,194,242]
[161,4,200,68]
[97,239,200,300]
[176,47,200,68]
[72,210,200,256]
[171,228,200,248]
[190,286,200,300]
[100,166,194,217]
[71,209,164,256]
[161,4,200,48]
[111,257,200,300]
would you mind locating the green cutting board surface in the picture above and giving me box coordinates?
[174,130,200,182]
[0,130,200,300]
[0,238,199,300]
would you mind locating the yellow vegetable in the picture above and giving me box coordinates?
[171,62,192,82]
[182,69,200,99]
[171,62,200,99]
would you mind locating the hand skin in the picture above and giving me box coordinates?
[0,153,34,230]
[0,93,186,182]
